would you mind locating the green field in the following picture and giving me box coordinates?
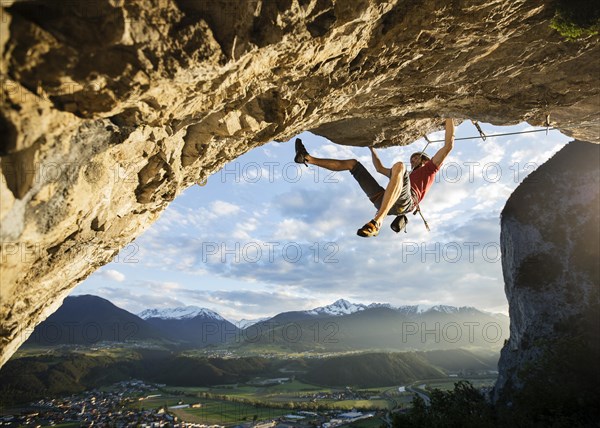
[165,380,335,401]
[174,380,390,406]
[347,417,386,428]
[172,400,291,425]
[330,399,390,410]
[263,380,333,393]
[420,377,497,392]
[129,376,498,425]
[133,379,397,425]
[133,393,292,425]
[162,386,212,395]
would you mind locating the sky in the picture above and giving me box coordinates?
[71,121,570,322]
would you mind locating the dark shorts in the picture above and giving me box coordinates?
[350,162,414,215]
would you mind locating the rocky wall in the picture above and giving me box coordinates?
[493,140,599,420]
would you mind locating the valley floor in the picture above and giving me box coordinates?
[0,376,497,427]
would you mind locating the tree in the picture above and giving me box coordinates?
[391,382,494,428]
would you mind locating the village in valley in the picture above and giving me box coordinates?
[0,379,386,428]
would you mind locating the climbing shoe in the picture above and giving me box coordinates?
[357,219,380,237]
[390,214,408,233]
[294,138,309,167]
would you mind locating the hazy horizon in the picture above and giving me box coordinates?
[68,293,510,323]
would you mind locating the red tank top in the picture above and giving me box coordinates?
[409,160,440,204]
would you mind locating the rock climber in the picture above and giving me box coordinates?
[293,118,455,237]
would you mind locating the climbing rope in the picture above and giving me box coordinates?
[422,126,561,143]
[421,118,599,143]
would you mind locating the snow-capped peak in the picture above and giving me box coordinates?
[234,317,270,329]
[423,305,456,314]
[138,306,225,321]
[426,305,478,314]
[367,302,394,309]
[306,299,367,316]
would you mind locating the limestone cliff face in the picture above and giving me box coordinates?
[493,141,599,408]
[0,0,598,366]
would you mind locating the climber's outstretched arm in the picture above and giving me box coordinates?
[370,147,391,178]
[431,119,455,167]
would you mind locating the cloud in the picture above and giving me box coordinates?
[71,283,189,315]
[231,216,260,240]
[312,142,358,160]
[509,142,565,168]
[424,179,471,213]
[97,269,125,282]
[91,284,326,321]
[472,183,513,211]
[181,288,323,321]
[210,200,241,216]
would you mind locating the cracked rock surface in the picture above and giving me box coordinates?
[0,0,598,368]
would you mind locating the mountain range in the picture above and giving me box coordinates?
[24,295,509,353]
[241,300,509,353]
[139,304,239,346]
